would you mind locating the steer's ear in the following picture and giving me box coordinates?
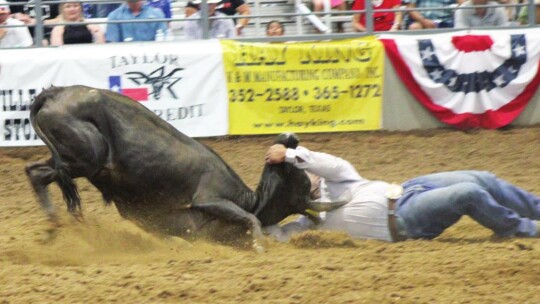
[274,132,299,149]
[306,200,348,212]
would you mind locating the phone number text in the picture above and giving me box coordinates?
[229,85,381,102]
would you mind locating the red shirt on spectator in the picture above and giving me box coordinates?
[352,0,402,31]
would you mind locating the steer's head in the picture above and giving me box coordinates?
[254,133,345,226]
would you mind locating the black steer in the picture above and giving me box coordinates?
[25,86,341,251]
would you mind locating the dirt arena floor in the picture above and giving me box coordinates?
[1,127,540,303]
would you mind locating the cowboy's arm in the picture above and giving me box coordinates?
[266,144,362,182]
[263,216,316,242]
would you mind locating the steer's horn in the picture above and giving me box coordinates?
[307,190,351,212]
[306,200,348,212]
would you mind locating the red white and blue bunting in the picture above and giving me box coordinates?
[381,29,540,129]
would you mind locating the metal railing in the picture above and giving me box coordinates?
[0,0,538,48]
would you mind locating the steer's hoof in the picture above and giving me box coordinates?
[252,240,265,254]
[47,213,61,227]
[72,212,85,223]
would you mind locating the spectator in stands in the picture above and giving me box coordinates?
[90,0,171,18]
[406,0,463,29]
[105,0,167,42]
[312,0,347,32]
[8,0,61,45]
[454,0,508,27]
[0,0,32,47]
[266,19,284,36]
[351,0,403,31]
[8,0,60,19]
[184,0,236,39]
[218,0,250,35]
[185,1,198,17]
[518,0,540,24]
[50,1,105,45]
[498,0,519,23]
[184,0,250,34]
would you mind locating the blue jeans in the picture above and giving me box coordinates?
[396,171,540,239]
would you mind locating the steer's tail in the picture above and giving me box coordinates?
[31,87,82,215]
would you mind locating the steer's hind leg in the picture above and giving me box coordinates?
[190,201,265,253]
[25,159,59,222]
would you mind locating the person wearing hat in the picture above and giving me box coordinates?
[264,133,540,242]
[105,0,167,42]
[183,0,236,39]
[184,0,249,35]
[217,0,250,35]
[0,0,32,47]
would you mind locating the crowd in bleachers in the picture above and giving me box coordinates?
[0,0,538,48]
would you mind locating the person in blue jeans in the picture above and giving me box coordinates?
[264,133,540,242]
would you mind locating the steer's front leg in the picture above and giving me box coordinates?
[190,200,265,253]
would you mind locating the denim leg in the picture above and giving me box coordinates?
[398,171,539,239]
[403,171,540,219]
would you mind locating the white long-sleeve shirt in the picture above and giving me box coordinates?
[183,11,237,40]
[266,146,393,242]
[0,18,33,48]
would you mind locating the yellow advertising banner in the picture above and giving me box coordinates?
[221,37,384,135]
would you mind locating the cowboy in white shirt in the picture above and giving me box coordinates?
[0,1,33,48]
[264,133,540,242]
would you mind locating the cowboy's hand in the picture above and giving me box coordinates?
[265,144,287,164]
[0,28,6,40]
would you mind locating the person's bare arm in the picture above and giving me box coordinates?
[49,26,64,46]
[88,24,105,43]
[352,13,367,31]
[235,3,250,34]
[407,2,436,28]
[390,4,403,31]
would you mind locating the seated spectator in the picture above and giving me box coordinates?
[518,0,540,24]
[498,0,519,23]
[185,1,198,17]
[266,20,284,36]
[8,0,61,45]
[105,0,167,42]
[218,0,250,35]
[50,1,105,45]
[0,0,33,47]
[183,0,236,39]
[351,0,402,31]
[454,0,508,27]
[406,0,463,29]
[312,0,347,32]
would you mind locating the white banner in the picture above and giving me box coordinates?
[0,40,228,147]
